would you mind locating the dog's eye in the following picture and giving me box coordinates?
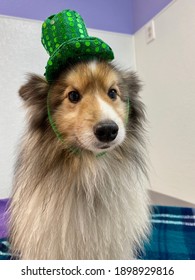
[108,89,117,100]
[68,91,81,103]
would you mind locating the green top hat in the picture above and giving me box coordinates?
[41,9,114,82]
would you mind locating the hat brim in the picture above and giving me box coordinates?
[44,37,114,82]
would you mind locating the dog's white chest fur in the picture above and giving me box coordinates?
[10,149,149,260]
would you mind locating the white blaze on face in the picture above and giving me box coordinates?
[89,60,97,73]
[95,96,126,146]
[76,95,126,153]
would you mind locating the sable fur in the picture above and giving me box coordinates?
[9,61,150,259]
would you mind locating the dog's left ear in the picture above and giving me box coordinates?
[119,70,146,130]
[119,71,142,98]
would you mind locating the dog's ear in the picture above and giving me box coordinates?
[19,74,49,106]
[119,71,142,97]
[19,74,50,131]
[118,70,146,134]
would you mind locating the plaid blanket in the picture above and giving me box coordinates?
[140,205,195,260]
[0,199,195,260]
[0,199,10,260]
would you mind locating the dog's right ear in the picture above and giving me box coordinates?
[19,74,51,131]
[19,74,49,106]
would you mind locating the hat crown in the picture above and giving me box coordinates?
[42,10,89,55]
[41,9,114,81]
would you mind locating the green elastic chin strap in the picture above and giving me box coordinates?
[47,90,130,157]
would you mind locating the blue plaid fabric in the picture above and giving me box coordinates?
[0,238,11,260]
[140,206,195,260]
[1,205,195,260]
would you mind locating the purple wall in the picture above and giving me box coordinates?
[0,0,173,34]
[132,0,173,33]
[0,0,133,34]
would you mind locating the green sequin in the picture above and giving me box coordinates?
[72,32,77,38]
[48,60,53,65]
[49,47,53,52]
[54,38,57,43]
[79,29,84,34]
[68,17,73,21]
[56,44,60,48]
[95,47,100,52]
[52,26,56,30]
[102,43,107,49]
[46,35,49,40]
[85,41,90,46]
[76,42,81,48]
[66,11,72,17]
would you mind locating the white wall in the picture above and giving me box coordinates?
[0,15,135,198]
[134,0,195,204]
[3,1,194,204]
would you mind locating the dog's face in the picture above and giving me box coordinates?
[51,61,127,153]
[20,60,143,154]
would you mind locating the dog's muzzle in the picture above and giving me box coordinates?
[93,121,119,142]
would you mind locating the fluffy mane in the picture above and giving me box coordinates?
[9,61,150,259]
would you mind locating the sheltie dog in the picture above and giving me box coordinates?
[9,60,150,259]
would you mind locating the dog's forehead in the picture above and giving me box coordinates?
[63,61,119,89]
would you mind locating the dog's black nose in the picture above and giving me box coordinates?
[94,121,118,142]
